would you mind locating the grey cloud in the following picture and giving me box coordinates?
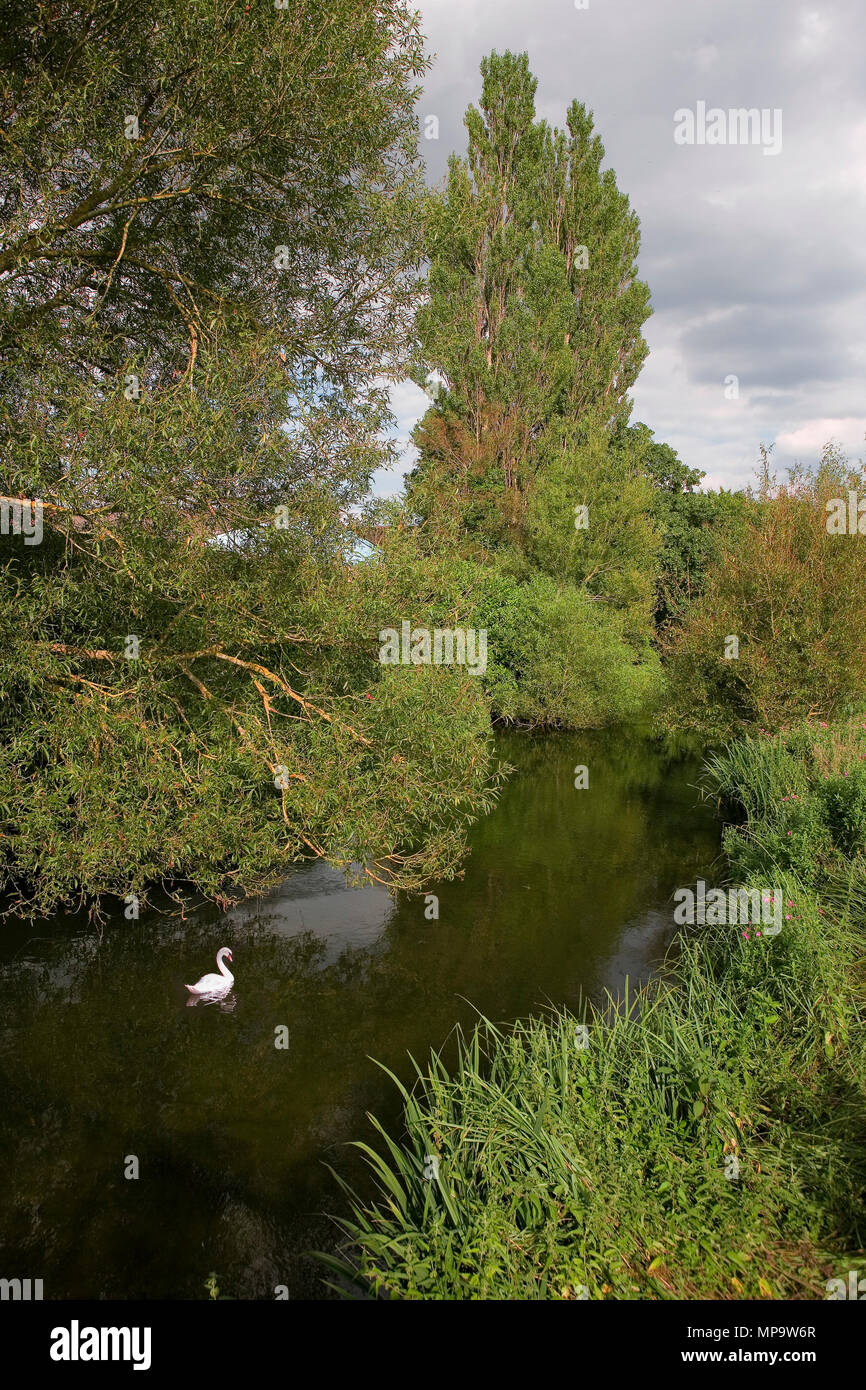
[400,0,866,488]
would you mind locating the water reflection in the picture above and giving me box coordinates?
[186,990,238,1011]
[0,727,721,1299]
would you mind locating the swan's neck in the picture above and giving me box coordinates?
[217,951,232,979]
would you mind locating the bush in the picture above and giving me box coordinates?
[320,715,866,1300]
[475,568,665,728]
[664,446,866,735]
[708,718,866,908]
[321,877,865,1299]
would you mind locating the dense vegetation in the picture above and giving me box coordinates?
[664,447,866,737]
[2,3,863,1306]
[406,52,664,726]
[323,720,866,1299]
[0,1,501,916]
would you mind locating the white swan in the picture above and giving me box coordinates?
[185,946,234,996]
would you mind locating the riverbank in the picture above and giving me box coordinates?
[325,719,866,1299]
[0,728,719,1298]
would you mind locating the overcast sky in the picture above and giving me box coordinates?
[375,0,866,497]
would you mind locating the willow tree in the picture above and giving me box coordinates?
[407,50,652,552]
[0,0,499,916]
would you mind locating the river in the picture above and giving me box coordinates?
[0,727,721,1298]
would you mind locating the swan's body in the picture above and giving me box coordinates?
[185,946,234,996]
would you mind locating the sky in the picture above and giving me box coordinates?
[373,0,866,497]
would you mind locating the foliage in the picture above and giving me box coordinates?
[475,566,663,728]
[0,0,426,431]
[705,718,866,916]
[664,445,866,735]
[406,50,651,550]
[612,422,752,628]
[321,721,866,1300]
[0,1,504,916]
[399,51,661,728]
[0,361,504,916]
[521,422,660,644]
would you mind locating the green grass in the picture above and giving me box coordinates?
[707,717,866,922]
[319,721,866,1300]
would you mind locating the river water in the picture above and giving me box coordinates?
[0,728,721,1299]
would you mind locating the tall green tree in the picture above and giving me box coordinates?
[610,422,750,628]
[407,51,651,546]
[0,0,427,500]
[0,1,501,916]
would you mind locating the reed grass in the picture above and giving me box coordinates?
[320,721,866,1299]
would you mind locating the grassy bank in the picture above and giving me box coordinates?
[322,720,866,1299]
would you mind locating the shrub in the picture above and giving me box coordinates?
[320,715,866,1300]
[664,445,866,734]
[475,569,664,728]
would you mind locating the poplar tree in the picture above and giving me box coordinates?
[406,52,661,721]
[408,51,652,548]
